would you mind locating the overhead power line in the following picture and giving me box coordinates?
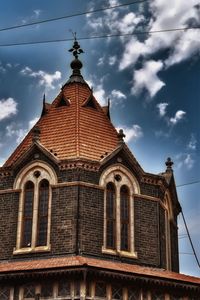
[0,26,199,47]
[179,252,194,255]
[0,0,147,33]
[181,210,200,269]
[176,179,200,188]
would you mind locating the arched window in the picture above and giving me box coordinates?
[14,161,57,254]
[22,181,34,247]
[120,185,130,252]
[37,179,49,246]
[106,182,116,249]
[100,164,139,258]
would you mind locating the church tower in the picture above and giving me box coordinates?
[0,39,199,300]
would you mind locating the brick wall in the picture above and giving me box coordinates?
[50,186,77,255]
[0,152,179,270]
[79,186,104,255]
[171,221,179,272]
[134,197,160,266]
[0,192,18,259]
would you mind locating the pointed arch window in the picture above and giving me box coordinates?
[120,185,130,252]
[106,182,116,249]
[14,162,57,254]
[22,181,34,247]
[37,179,49,246]
[100,165,139,258]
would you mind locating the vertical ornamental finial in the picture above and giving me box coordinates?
[32,126,41,143]
[165,157,174,172]
[68,32,84,60]
[67,32,85,82]
[118,129,126,145]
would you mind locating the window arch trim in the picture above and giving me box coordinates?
[14,160,57,189]
[99,164,140,194]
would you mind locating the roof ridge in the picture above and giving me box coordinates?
[76,83,80,157]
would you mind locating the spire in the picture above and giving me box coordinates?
[66,33,87,85]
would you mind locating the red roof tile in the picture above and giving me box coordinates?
[4,82,119,167]
[0,256,199,286]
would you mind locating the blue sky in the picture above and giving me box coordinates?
[0,0,199,276]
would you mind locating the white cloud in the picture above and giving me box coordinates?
[119,0,200,70]
[119,38,145,70]
[118,12,144,34]
[0,62,6,73]
[111,89,126,99]
[22,9,42,24]
[110,89,127,106]
[184,154,194,169]
[29,117,39,129]
[6,117,39,144]
[6,125,27,144]
[97,55,117,67]
[132,60,165,98]
[87,0,143,36]
[157,102,169,117]
[169,110,186,125]
[155,130,170,138]
[34,9,41,18]
[20,67,61,90]
[108,56,117,66]
[175,153,195,170]
[0,98,18,121]
[6,63,12,68]
[93,85,106,106]
[87,79,127,107]
[187,134,197,150]
[116,124,143,143]
[97,56,105,66]
[87,78,107,106]
[165,30,200,67]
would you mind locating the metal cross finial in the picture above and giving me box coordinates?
[68,31,84,59]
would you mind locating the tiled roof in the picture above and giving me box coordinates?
[0,256,199,286]
[4,82,119,167]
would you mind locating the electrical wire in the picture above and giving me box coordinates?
[176,180,200,188]
[0,0,148,33]
[181,210,200,269]
[179,252,194,255]
[0,26,199,47]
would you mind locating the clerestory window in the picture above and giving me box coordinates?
[13,161,57,254]
[100,164,139,258]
